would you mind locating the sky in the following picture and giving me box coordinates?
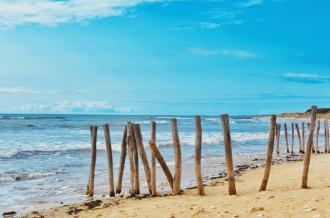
[0,0,330,115]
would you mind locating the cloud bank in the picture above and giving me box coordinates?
[0,0,159,27]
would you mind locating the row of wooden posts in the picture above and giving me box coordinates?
[86,106,321,198]
[275,117,330,155]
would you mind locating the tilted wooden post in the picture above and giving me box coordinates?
[133,124,152,195]
[259,115,277,192]
[220,114,236,195]
[284,123,290,153]
[291,122,294,155]
[307,123,315,153]
[170,118,182,195]
[116,125,127,194]
[150,121,157,196]
[126,123,136,196]
[301,106,317,189]
[149,139,174,191]
[275,124,281,154]
[103,124,115,197]
[302,122,305,153]
[315,120,320,153]
[87,126,98,197]
[295,123,303,154]
[132,125,140,195]
[195,115,205,196]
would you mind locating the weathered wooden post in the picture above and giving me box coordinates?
[284,123,290,154]
[325,118,329,153]
[291,122,294,155]
[295,123,303,154]
[301,106,317,189]
[259,115,277,192]
[220,114,236,195]
[315,120,320,153]
[195,115,205,196]
[87,126,98,197]
[149,139,174,191]
[132,126,140,195]
[307,123,316,153]
[170,118,182,195]
[103,124,115,197]
[302,122,305,153]
[133,124,152,195]
[276,124,281,154]
[150,121,157,196]
[127,123,136,196]
[116,125,127,194]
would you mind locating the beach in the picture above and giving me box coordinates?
[21,153,330,218]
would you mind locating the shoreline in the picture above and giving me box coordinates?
[20,153,330,218]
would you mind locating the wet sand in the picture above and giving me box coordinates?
[20,153,330,218]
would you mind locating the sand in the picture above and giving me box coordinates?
[23,154,330,218]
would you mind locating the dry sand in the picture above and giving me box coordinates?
[23,154,330,218]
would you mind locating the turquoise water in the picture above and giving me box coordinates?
[0,115,321,214]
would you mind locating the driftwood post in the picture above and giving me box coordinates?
[325,118,329,153]
[170,118,182,195]
[316,120,320,153]
[302,122,305,153]
[259,115,277,192]
[149,140,174,191]
[127,123,136,196]
[307,123,315,153]
[195,115,205,195]
[133,124,152,195]
[87,126,98,197]
[275,124,281,154]
[150,121,157,196]
[116,125,127,194]
[132,126,140,195]
[291,122,294,155]
[301,106,317,189]
[295,123,303,154]
[103,124,115,197]
[284,123,290,154]
[220,114,236,195]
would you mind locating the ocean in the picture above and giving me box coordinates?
[0,114,320,214]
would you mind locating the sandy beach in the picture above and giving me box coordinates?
[21,153,330,218]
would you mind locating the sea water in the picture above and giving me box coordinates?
[0,115,322,214]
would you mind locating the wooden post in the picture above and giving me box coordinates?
[316,120,320,153]
[302,122,305,153]
[170,118,182,195]
[116,125,127,194]
[307,123,316,153]
[284,123,290,153]
[325,118,329,153]
[295,123,303,154]
[149,139,174,191]
[126,123,136,196]
[195,115,205,196]
[150,121,157,196]
[301,106,317,189]
[291,122,294,155]
[87,126,97,197]
[132,125,140,195]
[133,124,152,195]
[275,124,281,154]
[103,124,115,197]
[259,115,277,192]
[220,114,236,195]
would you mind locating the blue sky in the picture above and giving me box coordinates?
[0,0,330,115]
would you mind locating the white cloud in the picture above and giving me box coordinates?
[0,87,41,94]
[198,22,221,29]
[236,0,263,8]
[187,47,260,59]
[283,73,330,83]
[18,101,131,114]
[284,73,320,79]
[0,0,159,27]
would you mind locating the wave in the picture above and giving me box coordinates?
[0,116,66,120]
[0,171,58,184]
